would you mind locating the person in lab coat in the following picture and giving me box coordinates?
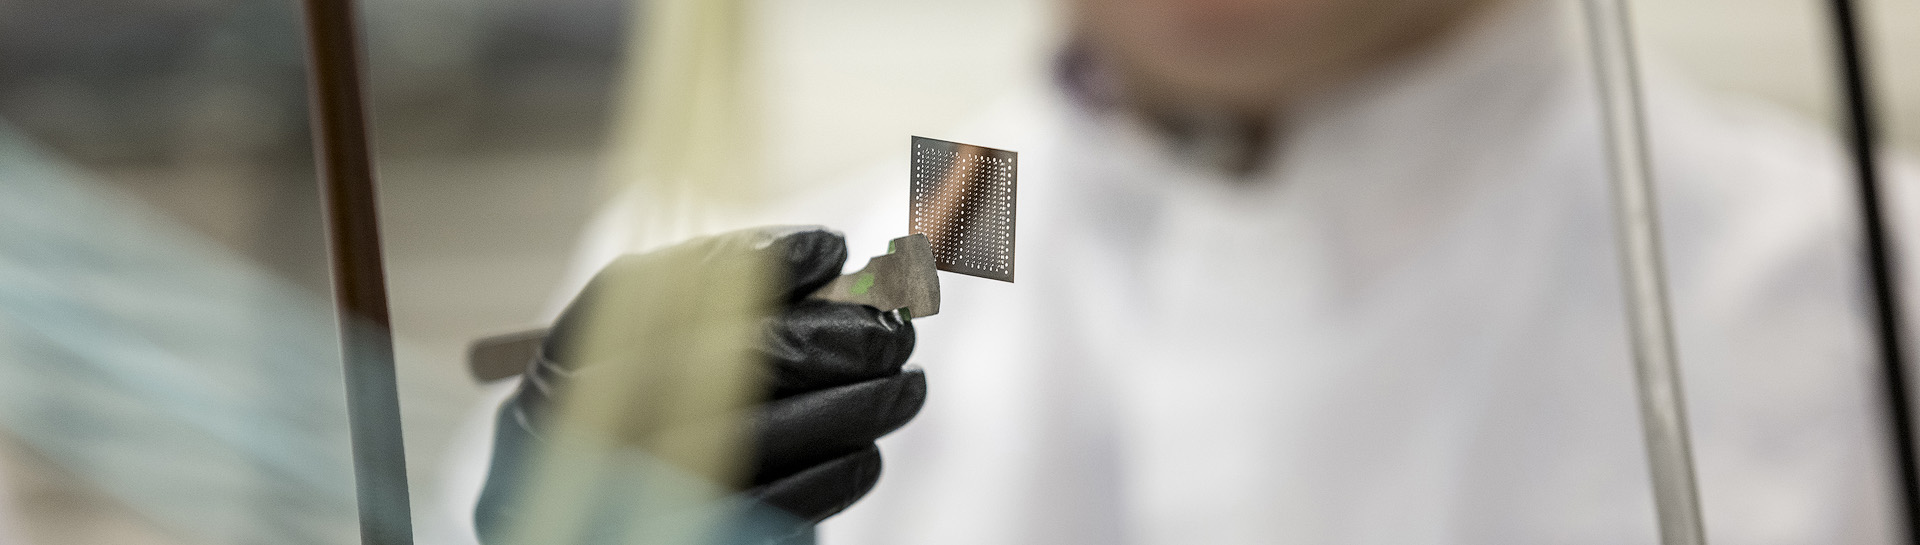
[485,0,1917,542]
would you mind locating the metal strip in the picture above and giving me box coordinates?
[809,234,943,318]
[298,1,416,543]
[1576,1,1708,543]
[1825,0,1920,540]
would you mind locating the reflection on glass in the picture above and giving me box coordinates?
[0,124,357,544]
[6,0,1920,543]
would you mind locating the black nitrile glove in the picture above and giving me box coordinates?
[476,227,925,545]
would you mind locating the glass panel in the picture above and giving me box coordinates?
[7,0,1920,544]
[0,2,357,543]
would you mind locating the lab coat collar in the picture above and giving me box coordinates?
[1039,0,1587,289]
[1051,0,1578,185]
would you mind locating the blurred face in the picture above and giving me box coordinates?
[1073,0,1503,116]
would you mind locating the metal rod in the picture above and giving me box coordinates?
[298,0,415,543]
[1825,0,1920,540]
[1576,0,1708,543]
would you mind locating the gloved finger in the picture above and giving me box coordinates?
[762,300,915,397]
[747,445,882,524]
[751,368,925,484]
[542,226,847,365]
[768,227,848,302]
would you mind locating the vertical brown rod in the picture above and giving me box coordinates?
[1826,0,1920,541]
[299,0,415,543]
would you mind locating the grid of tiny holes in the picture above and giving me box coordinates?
[910,138,1015,281]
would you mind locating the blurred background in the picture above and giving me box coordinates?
[0,0,1913,543]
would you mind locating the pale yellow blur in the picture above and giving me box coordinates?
[504,0,773,543]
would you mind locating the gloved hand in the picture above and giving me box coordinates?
[476,227,926,544]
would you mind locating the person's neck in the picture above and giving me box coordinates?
[1057,46,1283,177]
[1139,102,1278,178]
[1062,0,1520,178]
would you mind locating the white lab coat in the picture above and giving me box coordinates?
[499,0,1917,543]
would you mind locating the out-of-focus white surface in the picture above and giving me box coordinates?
[745,0,1919,192]
[1632,0,1920,152]
[1860,0,1920,152]
[750,0,1061,195]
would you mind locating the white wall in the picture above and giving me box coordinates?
[743,0,1919,192]
[1634,0,1920,152]
[752,0,1060,193]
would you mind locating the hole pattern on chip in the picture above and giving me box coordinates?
[909,136,1016,282]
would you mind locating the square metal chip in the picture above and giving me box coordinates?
[909,136,1017,283]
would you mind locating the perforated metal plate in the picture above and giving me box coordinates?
[910,136,1016,282]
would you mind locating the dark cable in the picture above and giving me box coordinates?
[1826,0,1920,541]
